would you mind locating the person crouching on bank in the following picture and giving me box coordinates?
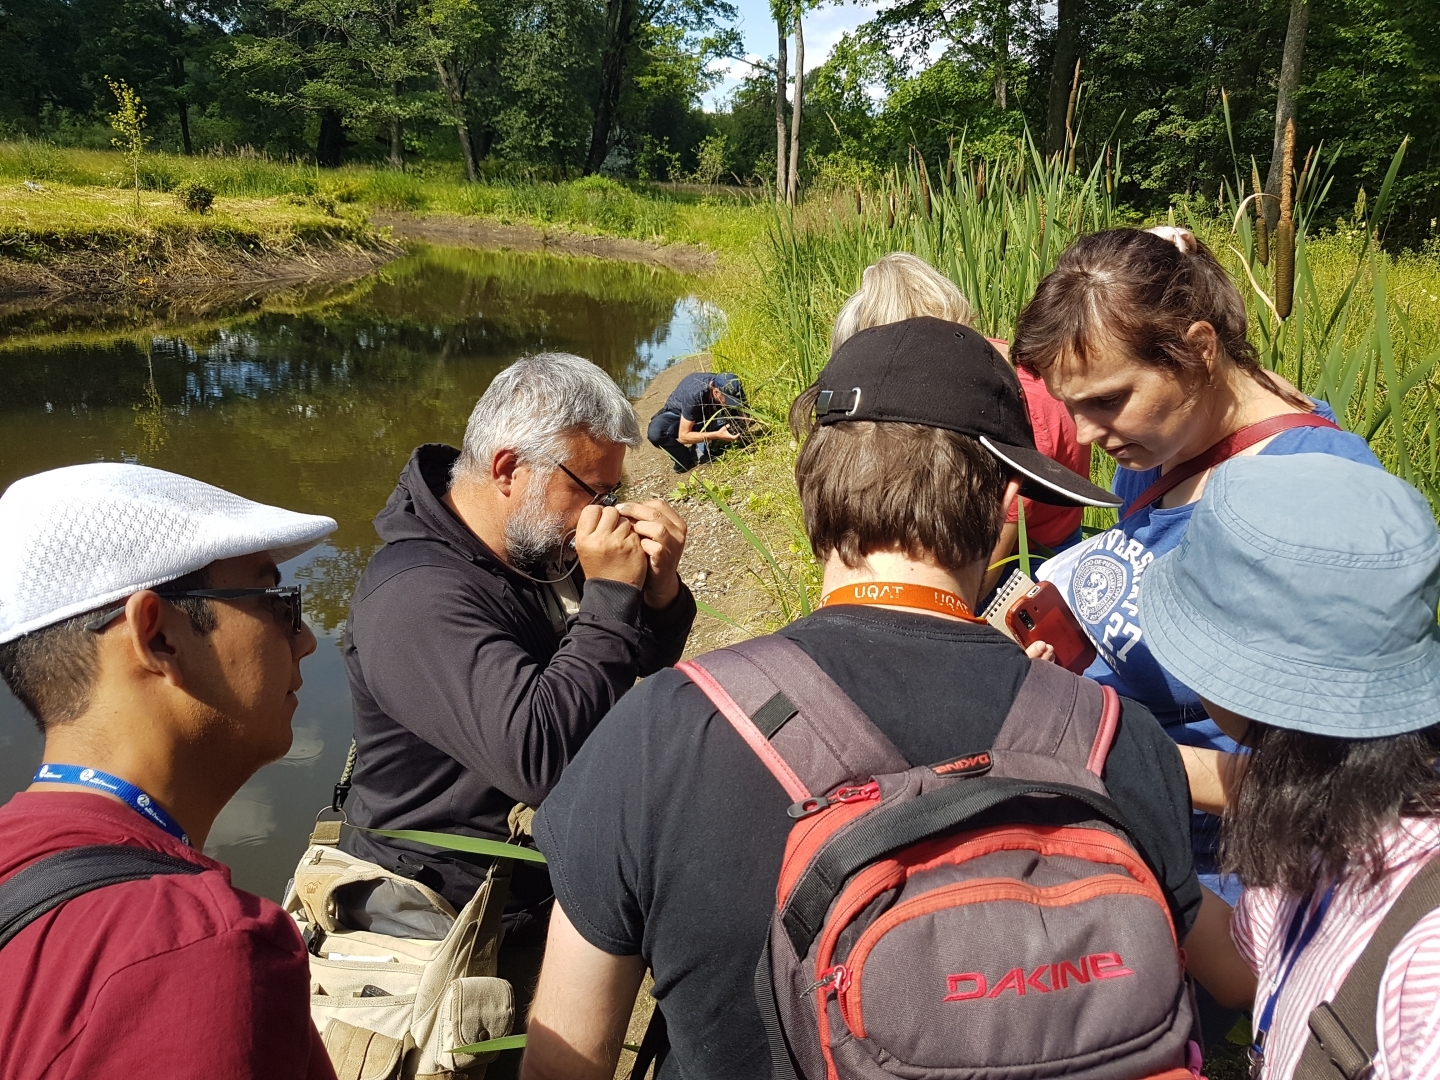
[646,371,746,472]
[0,463,338,1080]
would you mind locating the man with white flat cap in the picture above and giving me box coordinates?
[0,463,338,1080]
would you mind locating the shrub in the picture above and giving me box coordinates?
[174,180,215,213]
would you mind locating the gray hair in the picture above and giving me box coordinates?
[453,352,639,482]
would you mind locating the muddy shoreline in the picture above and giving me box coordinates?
[0,211,715,324]
[374,211,716,275]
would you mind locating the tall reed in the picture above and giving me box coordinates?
[744,131,1118,407]
[1217,97,1440,509]
[724,124,1440,515]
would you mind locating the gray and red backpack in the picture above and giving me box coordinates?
[674,636,1201,1080]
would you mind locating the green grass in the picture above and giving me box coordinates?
[0,179,371,261]
[0,141,771,258]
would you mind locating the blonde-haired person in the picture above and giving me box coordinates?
[831,253,1093,594]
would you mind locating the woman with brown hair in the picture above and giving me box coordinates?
[1012,227,1383,906]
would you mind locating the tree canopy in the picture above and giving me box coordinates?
[0,0,1434,238]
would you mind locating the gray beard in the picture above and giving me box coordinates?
[504,483,569,571]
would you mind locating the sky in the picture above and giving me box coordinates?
[702,0,874,110]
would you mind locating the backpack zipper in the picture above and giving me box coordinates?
[787,781,881,820]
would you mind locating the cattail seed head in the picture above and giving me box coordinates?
[1280,118,1296,224]
[1252,161,1270,266]
[1274,219,1295,319]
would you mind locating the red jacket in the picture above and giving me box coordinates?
[0,791,335,1080]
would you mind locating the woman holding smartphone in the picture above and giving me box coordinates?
[1012,226,1382,903]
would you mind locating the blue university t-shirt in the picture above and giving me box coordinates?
[1038,402,1382,752]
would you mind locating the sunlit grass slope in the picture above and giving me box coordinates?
[0,142,769,257]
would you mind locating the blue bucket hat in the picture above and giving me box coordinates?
[1141,454,1440,738]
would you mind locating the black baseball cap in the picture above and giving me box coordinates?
[814,317,1121,508]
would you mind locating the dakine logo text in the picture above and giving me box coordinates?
[944,953,1134,1001]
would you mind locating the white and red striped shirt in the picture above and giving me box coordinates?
[1232,818,1440,1080]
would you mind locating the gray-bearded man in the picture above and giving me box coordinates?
[340,354,695,1050]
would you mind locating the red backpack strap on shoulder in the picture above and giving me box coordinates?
[677,636,909,799]
[1123,412,1340,520]
[987,659,1122,796]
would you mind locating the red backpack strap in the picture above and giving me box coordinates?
[987,659,1121,796]
[676,636,909,800]
[1123,412,1339,519]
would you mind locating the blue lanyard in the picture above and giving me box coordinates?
[1249,882,1338,1071]
[33,764,190,846]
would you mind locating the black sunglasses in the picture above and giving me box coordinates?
[84,586,304,635]
[549,459,620,507]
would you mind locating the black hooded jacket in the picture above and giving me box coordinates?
[340,444,696,912]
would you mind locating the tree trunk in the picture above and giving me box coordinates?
[993,6,1008,111]
[173,55,193,155]
[585,0,639,174]
[178,102,193,156]
[435,58,478,182]
[389,114,403,169]
[775,18,788,201]
[1263,0,1310,231]
[1045,0,1081,158]
[317,110,346,167]
[787,6,804,205]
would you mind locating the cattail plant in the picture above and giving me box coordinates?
[1252,161,1269,266]
[1274,119,1297,320]
[920,157,933,220]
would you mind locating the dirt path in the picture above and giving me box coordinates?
[373,211,716,275]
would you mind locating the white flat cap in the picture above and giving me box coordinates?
[0,463,337,644]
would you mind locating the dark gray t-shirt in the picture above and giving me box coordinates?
[534,607,1199,1080]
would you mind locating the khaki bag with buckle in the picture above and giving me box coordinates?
[283,742,520,1080]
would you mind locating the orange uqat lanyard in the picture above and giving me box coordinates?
[819,581,985,623]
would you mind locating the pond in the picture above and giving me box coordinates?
[0,244,717,901]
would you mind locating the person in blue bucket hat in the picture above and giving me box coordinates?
[1140,453,1440,1080]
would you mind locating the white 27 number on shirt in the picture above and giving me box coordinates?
[1102,613,1143,661]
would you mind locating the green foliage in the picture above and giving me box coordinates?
[104,77,148,214]
[1207,134,1440,508]
[690,133,728,185]
[755,131,1119,394]
[706,129,1440,529]
[174,180,216,213]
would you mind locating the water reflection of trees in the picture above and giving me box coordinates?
[0,246,700,630]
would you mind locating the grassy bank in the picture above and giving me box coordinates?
[0,142,768,276]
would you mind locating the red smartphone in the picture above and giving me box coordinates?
[1007,581,1097,675]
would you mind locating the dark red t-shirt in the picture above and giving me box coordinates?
[0,792,336,1080]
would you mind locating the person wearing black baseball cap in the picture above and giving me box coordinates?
[810,315,1120,509]
[515,318,1228,1080]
